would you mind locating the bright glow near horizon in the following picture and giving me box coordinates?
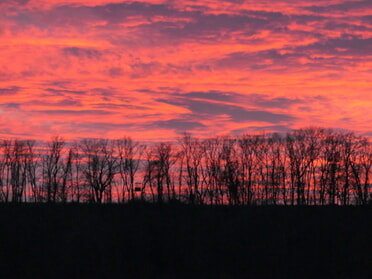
[0,0,371,141]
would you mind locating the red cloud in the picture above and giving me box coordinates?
[0,0,371,140]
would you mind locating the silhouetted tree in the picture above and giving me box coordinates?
[80,139,117,203]
[59,147,74,203]
[219,137,241,205]
[179,133,204,204]
[10,140,28,202]
[143,147,157,202]
[203,137,224,205]
[350,137,372,205]
[42,136,65,203]
[153,143,174,203]
[25,140,40,202]
[116,137,144,202]
[238,134,261,205]
[68,142,84,203]
[0,140,12,202]
[0,127,371,205]
[0,140,31,202]
[267,134,286,205]
[286,129,319,205]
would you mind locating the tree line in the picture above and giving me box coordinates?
[0,127,371,205]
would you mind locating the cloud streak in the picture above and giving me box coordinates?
[0,0,371,140]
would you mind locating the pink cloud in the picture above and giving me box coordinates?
[0,0,371,140]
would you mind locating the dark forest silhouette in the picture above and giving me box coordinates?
[1,127,371,205]
[1,129,371,278]
[0,203,371,278]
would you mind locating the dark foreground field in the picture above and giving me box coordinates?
[0,203,371,279]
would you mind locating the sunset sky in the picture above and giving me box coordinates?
[0,0,371,141]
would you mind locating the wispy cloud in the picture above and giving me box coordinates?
[0,0,371,140]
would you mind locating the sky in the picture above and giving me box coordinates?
[0,0,371,141]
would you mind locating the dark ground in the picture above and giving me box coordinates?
[0,203,371,279]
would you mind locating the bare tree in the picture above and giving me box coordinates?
[10,140,28,202]
[238,134,261,205]
[179,134,204,204]
[0,128,370,205]
[267,134,286,205]
[0,140,12,202]
[0,140,31,203]
[320,131,344,205]
[116,137,144,202]
[154,143,175,203]
[203,137,224,205]
[219,137,241,205]
[80,139,117,203]
[286,129,319,205]
[42,136,65,203]
[59,147,74,203]
[143,146,157,202]
[25,140,40,202]
[350,137,372,205]
[338,132,358,205]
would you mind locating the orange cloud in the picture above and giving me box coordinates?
[0,0,371,141]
